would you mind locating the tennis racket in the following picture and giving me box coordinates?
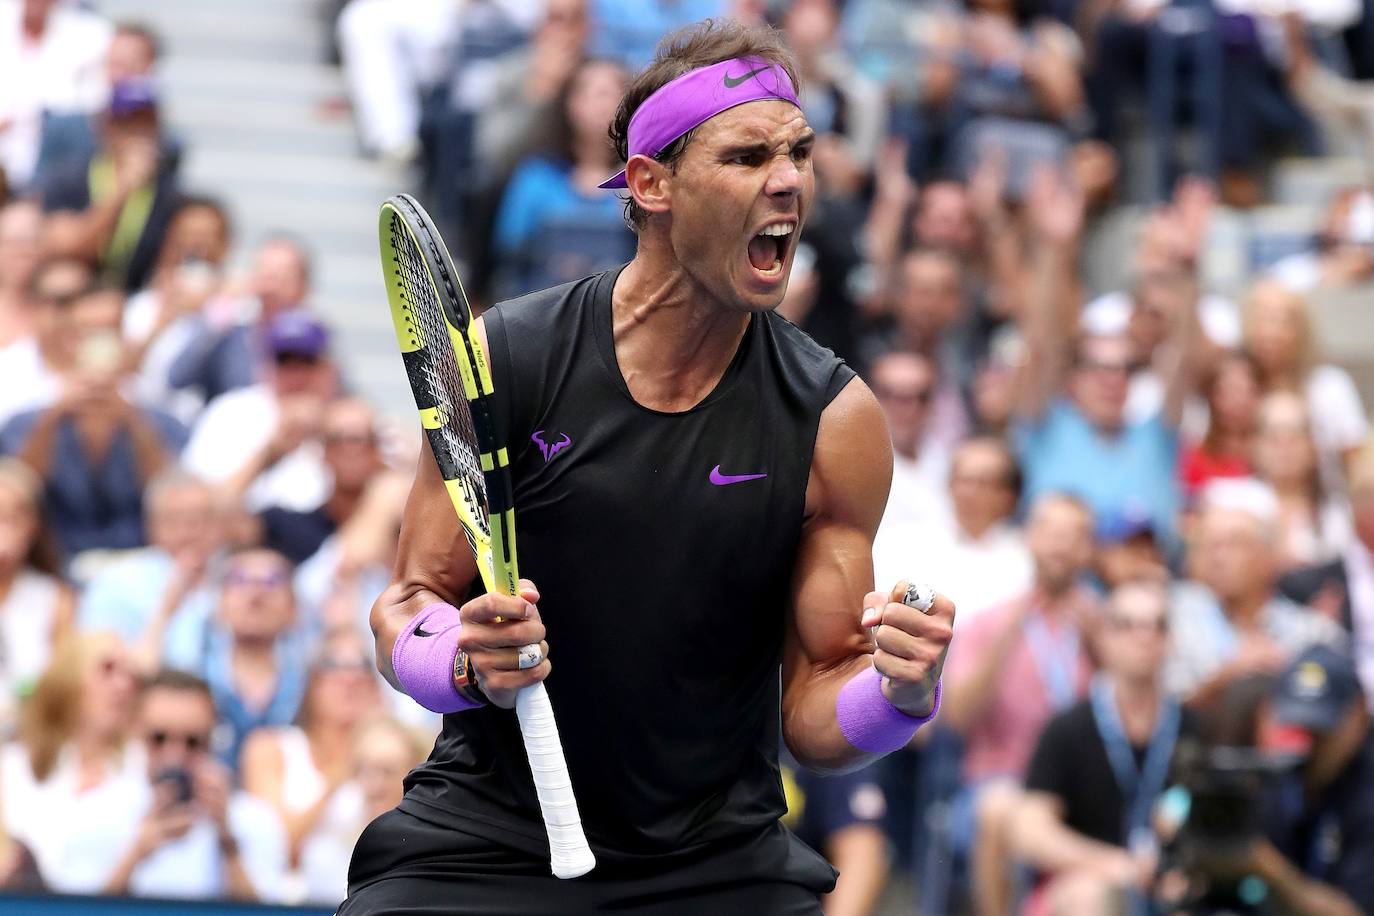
[378,193,595,880]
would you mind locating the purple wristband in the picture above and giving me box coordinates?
[836,666,941,755]
[392,602,485,714]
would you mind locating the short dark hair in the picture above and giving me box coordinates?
[114,21,163,63]
[143,668,214,706]
[170,193,233,242]
[608,19,799,230]
[953,435,1023,500]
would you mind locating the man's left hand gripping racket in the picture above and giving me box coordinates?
[378,193,595,879]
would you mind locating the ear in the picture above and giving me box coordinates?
[626,154,672,218]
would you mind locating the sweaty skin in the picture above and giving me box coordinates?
[370,97,953,767]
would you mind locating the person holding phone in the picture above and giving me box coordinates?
[48,669,287,902]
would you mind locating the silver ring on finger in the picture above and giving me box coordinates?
[517,643,544,670]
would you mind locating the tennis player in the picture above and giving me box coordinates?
[341,20,955,915]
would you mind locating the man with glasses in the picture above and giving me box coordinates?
[196,547,308,771]
[49,668,287,902]
[1013,172,1207,548]
[1011,580,1200,916]
[869,349,951,536]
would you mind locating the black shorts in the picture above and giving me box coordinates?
[338,808,836,915]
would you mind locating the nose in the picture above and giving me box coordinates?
[764,153,802,199]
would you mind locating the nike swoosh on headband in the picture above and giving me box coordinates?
[723,66,769,89]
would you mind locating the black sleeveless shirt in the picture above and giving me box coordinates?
[399,266,856,865]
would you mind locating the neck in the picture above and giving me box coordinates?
[0,563,18,599]
[1036,579,1077,608]
[959,514,997,540]
[611,255,751,412]
[1222,590,1268,628]
[232,637,277,668]
[1112,675,1161,739]
[72,725,118,765]
[1272,480,1310,501]
[308,719,353,752]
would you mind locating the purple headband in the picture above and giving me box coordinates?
[598,56,800,190]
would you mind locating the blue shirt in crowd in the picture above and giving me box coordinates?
[589,0,725,68]
[201,627,310,772]
[78,547,217,671]
[493,156,635,298]
[1014,398,1179,543]
[0,407,188,557]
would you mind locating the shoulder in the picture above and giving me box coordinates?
[196,384,270,423]
[1307,364,1362,399]
[228,791,286,840]
[809,374,890,528]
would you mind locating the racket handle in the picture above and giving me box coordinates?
[515,682,596,879]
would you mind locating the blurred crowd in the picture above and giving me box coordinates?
[1,0,1373,913]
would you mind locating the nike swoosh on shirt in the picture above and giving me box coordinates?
[723,66,769,89]
[710,465,768,485]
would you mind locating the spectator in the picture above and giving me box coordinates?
[31,20,164,192]
[1014,169,1205,546]
[183,310,337,513]
[0,0,112,191]
[475,0,591,180]
[1012,581,1200,915]
[882,436,1031,628]
[1251,645,1373,915]
[492,58,634,298]
[40,77,180,293]
[587,0,725,69]
[781,754,890,916]
[1,284,187,564]
[1280,444,1374,702]
[0,255,91,428]
[907,0,1089,183]
[0,631,141,877]
[868,350,952,548]
[122,195,234,423]
[1093,510,1169,592]
[1167,478,1346,707]
[49,668,288,902]
[78,470,222,673]
[241,630,380,871]
[0,804,42,891]
[0,457,72,730]
[1242,278,1369,484]
[201,547,308,770]
[0,199,43,347]
[863,248,973,448]
[782,0,885,173]
[942,493,1099,916]
[167,234,314,407]
[335,0,461,162]
[1178,351,1261,500]
[260,397,385,566]
[297,715,426,906]
[1268,186,1374,293]
[1252,391,1352,570]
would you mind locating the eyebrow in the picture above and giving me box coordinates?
[719,130,817,160]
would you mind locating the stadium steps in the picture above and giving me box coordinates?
[100,0,418,419]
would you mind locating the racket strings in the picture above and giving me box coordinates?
[388,217,491,530]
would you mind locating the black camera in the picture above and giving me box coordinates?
[153,765,194,806]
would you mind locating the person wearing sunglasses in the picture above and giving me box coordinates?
[1011,580,1201,916]
[48,668,287,902]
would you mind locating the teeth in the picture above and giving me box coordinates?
[762,259,783,274]
[758,223,795,237]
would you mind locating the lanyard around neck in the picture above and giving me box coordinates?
[1089,675,1181,844]
[1023,611,1080,710]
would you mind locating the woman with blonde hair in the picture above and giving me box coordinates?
[1252,391,1352,569]
[240,628,381,874]
[298,715,427,905]
[0,458,75,734]
[1242,279,1368,484]
[0,631,141,876]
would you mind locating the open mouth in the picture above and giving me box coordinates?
[747,222,796,279]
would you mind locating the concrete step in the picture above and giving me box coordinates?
[1269,156,1369,208]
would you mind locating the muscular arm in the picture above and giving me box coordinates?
[780,379,895,772]
[1010,791,1129,876]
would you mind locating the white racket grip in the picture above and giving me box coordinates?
[515,682,595,879]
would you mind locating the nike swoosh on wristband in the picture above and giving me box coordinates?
[710,465,768,485]
[413,625,438,637]
[722,66,769,89]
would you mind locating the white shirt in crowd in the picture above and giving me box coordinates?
[0,336,61,429]
[0,568,63,729]
[46,774,288,903]
[878,519,1033,628]
[0,740,146,879]
[0,0,111,188]
[182,384,330,513]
